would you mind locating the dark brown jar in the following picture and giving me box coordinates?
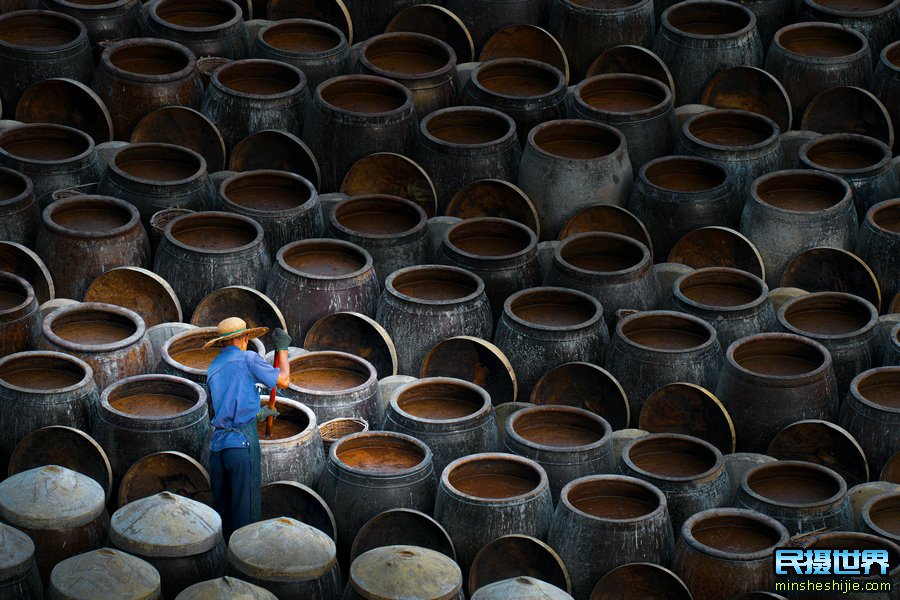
[0,167,37,247]
[871,41,899,155]
[797,0,898,60]
[258,395,325,489]
[38,0,144,47]
[0,523,42,599]
[798,532,900,600]
[839,367,900,476]
[92,38,203,141]
[857,199,900,305]
[146,0,250,60]
[253,19,350,93]
[0,272,39,358]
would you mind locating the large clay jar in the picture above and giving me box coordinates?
[39,301,154,391]
[377,265,493,375]
[0,523,42,599]
[570,74,676,173]
[871,41,899,155]
[741,169,857,287]
[303,75,418,192]
[673,508,789,600]
[839,367,900,476]
[258,395,325,488]
[0,167,37,247]
[253,19,349,93]
[493,286,609,400]
[356,32,459,117]
[38,0,144,47]
[716,333,838,453]
[36,195,151,300]
[444,0,543,51]
[857,199,900,304]
[92,38,203,141]
[549,474,675,599]
[628,156,737,261]
[653,0,763,104]
[145,0,249,59]
[605,310,722,417]
[0,10,93,119]
[765,22,871,125]
[517,119,632,241]
[797,0,898,60]
[417,107,520,214]
[798,532,900,600]
[464,59,567,148]
[0,273,40,358]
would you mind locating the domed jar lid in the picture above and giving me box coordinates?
[175,576,278,599]
[350,545,462,600]
[227,517,336,582]
[0,465,105,530]
[0,522,35,580]
[49,548,161,600]
[471,576,574,600]
[111,492,223,557]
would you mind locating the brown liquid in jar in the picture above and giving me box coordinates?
[572,494,657,518]
[516,423,602,447]
[682,283,759,307]
[399,397,479,420]
[451,472,536,498]
[0,289,25,310]
[52,208,130,232]
[630,448,714,477]
[285,250,364,276]
[0,367,83,389]
[452,236,526,256]
[291,367,367,391]
[514,302,593,327]
[693,523,779,552]
[339,445,424,472]
[53,320,134,344]
[625,328,708,350]
[110,393,194,416]
[171,348,218,370]
[395,280,473,301]
[173,225,255,250]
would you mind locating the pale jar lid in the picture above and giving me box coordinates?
[49,548,161,600]
[227,517,336,582]
[174,576,277,599]
[350,545,462,600]
[0,465,105,530]
[0,523,35,580]
[111,492,223,557]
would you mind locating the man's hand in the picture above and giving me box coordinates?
[257,407,279,422]
[272,328,291,352]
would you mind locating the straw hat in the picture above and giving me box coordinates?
[202,317,268,349]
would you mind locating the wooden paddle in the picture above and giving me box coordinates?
[265,351,283,438]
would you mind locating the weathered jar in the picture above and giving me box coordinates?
[548,475,675,599]
[154,211,270,316]
[857,199,900,304]
[377,265,493,375]
[797,0,898,60]
[519,119,632,241]
[0,273,40,358]
[345,545,464,600]
[839,367,900,475]
[258,395,324,488]
[110,492,224,599]
[38,0,144,47]
[145,0,249,60]
[92,38,203,141]
[0,523,42,599]
[39,302,154,390]
[741,169,857,287]
[716,332,838,452]
[672,267,775,350]
[253,19,349,92]
[673,508,789,600]
[416,107,520,214]
[494,286,609,400]
[36,195,151,300]
[444,0,543,50]
[605,311,722,416]
[48,548,160,600]
[0,167,37,247]
[735,460,852,534]
[798,532,900,600]
[629,156,737,260]
[871,41,899,154]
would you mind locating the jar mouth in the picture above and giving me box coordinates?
[333,431,431,476]
[360,33,456,80]
[166,211,263,255]
[557,232,649,276]
[729,333,829,379]
[619,311,716,353]
[152,0,241,31]
[0,11,84,51]
[259,18,345,55]
[288,350,377,396]
[44,195,140,239]
[803,533,900,576]
[852,368,900,413]
[387,265,484,305]
[393,378,489,423]
[445,217,536,260]
[53,0,132,9]
[864,494,900,540]
[566,0,649,10]
[868,200,900,235]
[332,195,427,240]
[801,135,891,174]
[685,109,778,151]
[112,142,205,185]
[421,107,515,148]
[278,239,373,280]
[505,287,602,331]
[675,267,767,311]
[683,510,788,560]
[318,75,412,116]
[257,396,315,441]
[105,39,194,81]
[44,304,144,352]
[221,170,316,215]
[884,41,900,70]
[0,273,33,315]
[804,0,897,18]
[624,434,720,481]
[575,74,672,117]
[744,461,846,507]
[102,375,204,421]
[663,0,756,39]
[444,454,546,501]
[213,59,306,100]
[775,22,868,60]
[0,351,91,393]
[508,406,611,451]
[473,59,565,100]
[0,124,94,165]
[529,120,624,160]
[162,328,222,374]
[752,170,850,213]
[0,168,32,208]
[561,475,665,522]
[779,292,877,339]
[642,156,728,193]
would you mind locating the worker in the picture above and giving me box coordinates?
[203,317,292,539]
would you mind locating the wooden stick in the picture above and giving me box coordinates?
[265,352,282,438]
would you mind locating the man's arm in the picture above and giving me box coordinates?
[271,328,292,389]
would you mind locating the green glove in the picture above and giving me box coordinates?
[272,328,291,352]
[257,407,279,422]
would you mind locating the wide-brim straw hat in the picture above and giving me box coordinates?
[202,317,268,349]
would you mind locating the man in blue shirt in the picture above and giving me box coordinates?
[203,317,292,539]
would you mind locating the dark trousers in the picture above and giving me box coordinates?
[209,447,252,541]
